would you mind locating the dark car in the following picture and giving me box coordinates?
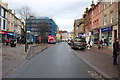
[71,37,86,50]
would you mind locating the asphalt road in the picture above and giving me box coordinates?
[5,42,96,78]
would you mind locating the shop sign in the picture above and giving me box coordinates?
[78,34,83,38]
[0,30,7,34]
[7,32,14,36]
[101,26,112,32]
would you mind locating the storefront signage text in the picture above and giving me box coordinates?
[101,26,112,32]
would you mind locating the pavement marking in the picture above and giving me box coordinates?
[71,49,111,79]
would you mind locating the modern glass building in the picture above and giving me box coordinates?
[26,17,57,43]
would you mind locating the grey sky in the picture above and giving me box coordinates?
[3,0,97,32]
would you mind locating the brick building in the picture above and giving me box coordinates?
[91,1,100,44]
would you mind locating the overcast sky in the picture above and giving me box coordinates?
[3,0,97,32]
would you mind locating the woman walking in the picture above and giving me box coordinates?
[113,38,119,65]
[98,40,101,49]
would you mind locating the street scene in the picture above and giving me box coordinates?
[0,0,120,80]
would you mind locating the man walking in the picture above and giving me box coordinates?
[113,38,119,65]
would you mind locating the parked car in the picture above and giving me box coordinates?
[71,37,86,50]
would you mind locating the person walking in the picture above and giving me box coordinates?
[118,39,120,50]
[5,38,9,46]
[101,40,103,48]
[90,40,93,48]
[98,40,101,49]
[113,38,119,65]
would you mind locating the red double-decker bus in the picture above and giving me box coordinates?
[48,35,56,44]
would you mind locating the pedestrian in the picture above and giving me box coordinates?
[113,38,119,65]
[5,38,9,45]
[31,38,34,44]
[98,40,101,49]
[101,40,103,48]
[90,40,93,48]
[118,39,120,50]
[104,39,107,46]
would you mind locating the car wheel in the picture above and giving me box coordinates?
[82,48,85,51]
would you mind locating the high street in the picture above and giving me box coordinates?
[4,42,103,78]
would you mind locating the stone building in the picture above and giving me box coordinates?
[0,1,8,43]
[99,0,118,47]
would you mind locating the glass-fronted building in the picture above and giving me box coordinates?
[26,17,57,43]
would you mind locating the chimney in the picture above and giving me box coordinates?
[14,10,16,15]
[86,7,89,13]
[8,9,12,12]
[91,0,95,9]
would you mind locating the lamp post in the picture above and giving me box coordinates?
[25,21,28,52]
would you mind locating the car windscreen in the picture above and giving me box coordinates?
[74,38,85,42]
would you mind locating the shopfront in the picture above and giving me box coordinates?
[101,26,112,47]
[0,30,7,43]
[7,32,15,39]
[92,29,99,44]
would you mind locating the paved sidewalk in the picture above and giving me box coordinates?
[2,44,26,77]
[2,43,50,77]
[25,43,54,60]
[74,46,119,79]
[91,45,113,56]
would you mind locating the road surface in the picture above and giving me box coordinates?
[5,42,98,78]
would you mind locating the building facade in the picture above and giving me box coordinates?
[0,2,8,43]
[0,0,24,43]
[91,2,100,44]
[99,1,118,47]
[26,17,57,43]
[83,7,92,43]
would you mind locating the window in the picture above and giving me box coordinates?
[104,0,106,9]
[3,20,6,29]
[110,11,114,23]
[104,15,107,25]
[0,7,1,16]
[3,10,6,18]
[0,18,1,29]
[111,0,114,4]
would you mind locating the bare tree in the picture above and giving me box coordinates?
[16,6,33,52]
[17,6,32,21]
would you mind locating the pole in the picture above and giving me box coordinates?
[25,19,28,52]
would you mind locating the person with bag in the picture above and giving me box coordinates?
[98,40,101,49]
[6,38,9,45]
[113,38,119,65]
